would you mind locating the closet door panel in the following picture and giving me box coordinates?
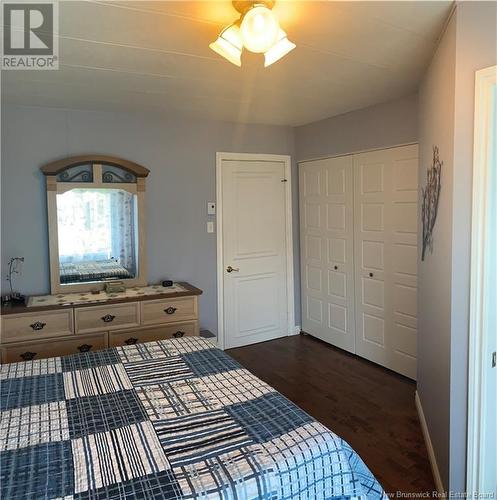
[301,166,326,334]
[300,156,355,353]
[354,145,418,379]
[354,150,389,367]
[390,145,419,377]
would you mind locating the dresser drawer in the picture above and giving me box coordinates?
[109,321,198,347]
[0,332,107,364]
[0,309,74,344]
[141,297,197,326]
[75,302,140,334]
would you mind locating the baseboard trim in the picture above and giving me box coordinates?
[415,390,446,496]
[290,325,301,336]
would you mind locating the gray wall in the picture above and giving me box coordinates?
[0,105,299,335]
[294,93,418,162]
[417,10,457,490]
[2,93,421,337]
[418,1,497,491]
[449,1,497,492]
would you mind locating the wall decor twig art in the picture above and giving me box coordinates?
[421,146,442,261]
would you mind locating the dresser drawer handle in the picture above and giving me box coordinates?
[173,331,185,338]
[124,337,138,345]
[30,321,46,331]
[164,307,177,315]
[77,344,93,353]
[101,314,116,323]
[20,351,37,361]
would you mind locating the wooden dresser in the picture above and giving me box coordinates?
[0,282,202,364]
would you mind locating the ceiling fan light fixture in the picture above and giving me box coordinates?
[264,29,296,67]
[209,24,243,66]
[240,4,279,53]
[209,1,295,67]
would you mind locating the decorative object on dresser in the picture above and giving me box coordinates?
[2,256,25,304]
[0,282,202,364]
[41,155,150,294]
[104,280,126,294]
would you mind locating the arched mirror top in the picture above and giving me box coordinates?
[41,155,150,185]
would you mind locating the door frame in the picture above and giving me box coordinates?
[467,65,497,491]
[297,142,418,164]
[216,152,295,350]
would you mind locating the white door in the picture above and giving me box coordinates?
[219,155,292,349]
[354,144,418,379]
[300,155,356,353]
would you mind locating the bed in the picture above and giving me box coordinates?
[0,337,385,499]
[59,259,132,284]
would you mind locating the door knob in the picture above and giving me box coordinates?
[226,266,240,273]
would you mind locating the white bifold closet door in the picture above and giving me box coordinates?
[299,155,356,352]
[300,144,418,379]
[353,145,418,379]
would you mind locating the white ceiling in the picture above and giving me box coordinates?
[2,1,453,126]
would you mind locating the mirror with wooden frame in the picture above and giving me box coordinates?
[41,155,149,294]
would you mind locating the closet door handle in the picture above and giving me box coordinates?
[369,272,374,278]
[124,337,138,345]
[20,351,37,361]
[334,265,338,270]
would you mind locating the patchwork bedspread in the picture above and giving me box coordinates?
[59,259,131,284]
[0,337,385,499]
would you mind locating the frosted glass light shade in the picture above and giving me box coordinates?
[209,24,243,66]
[264,29,296,67]
[240,5,279,53]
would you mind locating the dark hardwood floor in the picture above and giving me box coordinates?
[226,334,435,494]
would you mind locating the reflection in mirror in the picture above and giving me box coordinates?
[57,188,138,285]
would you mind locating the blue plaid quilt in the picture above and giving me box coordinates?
[0,337,385,499]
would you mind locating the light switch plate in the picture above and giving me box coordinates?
[207,221,214,233]
[207,202,216,215]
